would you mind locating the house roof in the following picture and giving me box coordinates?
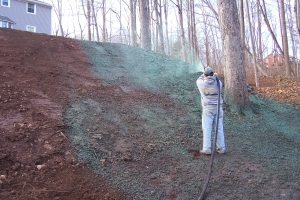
[0,15,16,24]
[17,0,52,8]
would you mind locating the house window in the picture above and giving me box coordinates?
[26,25,36,32]
[1,21,11,28]
[1,21,7,27]
[1,0,10,7]
[27,3,36,14]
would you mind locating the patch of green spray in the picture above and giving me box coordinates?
[79,41,200,97]
[61,40,300,198]
[63,99,153,199]
[250,95,300,140]
[225,95,300,178]
[63,97,204,199]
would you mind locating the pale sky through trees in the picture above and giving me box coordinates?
[41,0,299,66]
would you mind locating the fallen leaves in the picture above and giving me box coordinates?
[251,76,300,105]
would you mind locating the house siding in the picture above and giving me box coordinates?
[263,53,284,67]
[0,0,51,34]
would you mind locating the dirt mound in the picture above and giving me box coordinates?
[0,28,130,199]
[1,28,300,199]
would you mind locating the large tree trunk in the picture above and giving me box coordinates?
[152,0,160,52]
[102,0,106,42]
[130,0,138,46]
[286,0,297,76]
[295,0,300,40]
[139,0,151,50]
[157,0,165,54]
[91,0,99,42]
[188,0,198,63]
[176,0,187,61]
[81,0,91,40]
[280,0,291,77]
[193,3,199,62]
[217,0,251,114]
[246,0,259,87]
[163,0,170,55]
[87,0,91,41]
[257,0,263,72]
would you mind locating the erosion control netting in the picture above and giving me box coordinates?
[63,41,300,199]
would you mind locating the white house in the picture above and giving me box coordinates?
[0,0,52,34]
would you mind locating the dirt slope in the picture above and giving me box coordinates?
[1,28,300,200]
[0,28,130,199]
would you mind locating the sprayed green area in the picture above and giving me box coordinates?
[79,41,201,96]
[63,98,202,199]
[62,41,300,199]
[249,96,300,176]
[225,95,300,177]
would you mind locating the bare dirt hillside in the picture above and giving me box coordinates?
[1,28,300,200]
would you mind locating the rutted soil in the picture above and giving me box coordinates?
[0,28,300,200]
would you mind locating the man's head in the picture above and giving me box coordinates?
[204,67,214,76]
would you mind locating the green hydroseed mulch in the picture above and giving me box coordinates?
[62,41,300,199]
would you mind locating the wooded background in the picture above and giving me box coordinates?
[48,0,300,78]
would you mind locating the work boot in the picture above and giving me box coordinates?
[216,148,226,154]
[199,149,211,155]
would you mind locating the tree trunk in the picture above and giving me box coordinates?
[259,0,284,55]
[189,0,198,63]
[76,1,84,39]
[239,0,244,45]
[58,0,64,36]
[50,0,64,36]
[102,0,106,42]
[287,0,296,76]
[119,0,122,43]
[294,0,300,77]
[158,0,165,54]
[194,16,199,62]
[163,0,170,55]
[139,0,151,50]
[154,0,159,52]
[217,0,251,114]
[91,0,99,42]
[246,0,259,87]
[295,0,300,40]
[87,0,92,40]
[257,0,263,72]
[280,0,291,77]
[205,32,210,67]
[130,0,138,46]
[176,0,187,61]
[187,0,191,58]
[203,13,210,66]
[78,0,91,40]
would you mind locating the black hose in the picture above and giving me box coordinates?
[198,75,221,200]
